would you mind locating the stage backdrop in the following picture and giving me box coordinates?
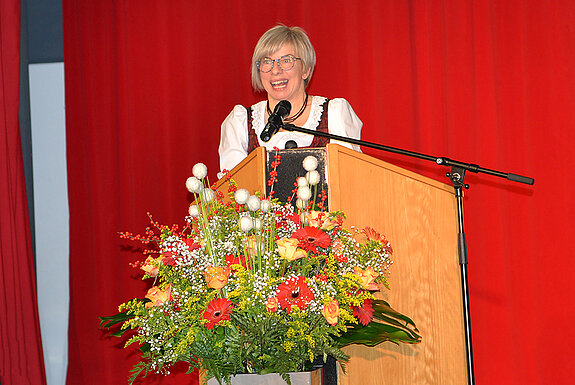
[63,1,575,384]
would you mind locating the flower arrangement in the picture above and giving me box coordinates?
[100,156,420,385]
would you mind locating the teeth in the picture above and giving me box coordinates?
[271,80,288,86]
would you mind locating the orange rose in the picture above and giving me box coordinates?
[322,299,339,326]
[353,266,380,291]
[265,297,279,312]
[306,211,336,231]
[205,265,231,289]
[245,235,265,257]
[276,238,307,262]
[141,256,159,277]
[145,284,172,308]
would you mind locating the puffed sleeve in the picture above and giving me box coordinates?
[327,98,363,152]
[219,105,249,173]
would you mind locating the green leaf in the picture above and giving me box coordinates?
[337,300,421,347]
[99,310,136,338]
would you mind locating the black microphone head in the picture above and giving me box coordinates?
[285,140,298,149]
[275,100,291,118]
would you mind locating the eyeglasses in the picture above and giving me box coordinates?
[256,55,301,73]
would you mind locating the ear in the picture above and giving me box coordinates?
[302,67,311,80]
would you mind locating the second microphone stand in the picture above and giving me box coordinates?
[282,123,534,385]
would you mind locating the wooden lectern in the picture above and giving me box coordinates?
[212,144,468,385]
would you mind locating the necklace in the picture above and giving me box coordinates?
[267,94,309,124]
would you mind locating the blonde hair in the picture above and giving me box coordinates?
[251,25,316,91]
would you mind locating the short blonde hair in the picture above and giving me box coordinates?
[251,25,316,91]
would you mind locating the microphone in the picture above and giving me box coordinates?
[260,100,291,142]
[285,140,298,149]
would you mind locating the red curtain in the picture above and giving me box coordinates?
[63,1,575,384]
[0,1,47,384]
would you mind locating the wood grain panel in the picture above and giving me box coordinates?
[326,144,467,385]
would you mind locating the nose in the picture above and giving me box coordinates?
[271,60,283,75]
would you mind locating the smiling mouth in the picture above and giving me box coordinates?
[271,80,288,89]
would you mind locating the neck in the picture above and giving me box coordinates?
[268,93,307,114]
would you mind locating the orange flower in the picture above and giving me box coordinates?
[353,266,380,291]
[141,256,159,277]
[145,284,172,308]
[276,238,307,262]
[306,211,336,231]
[205,265,231,289]
[265,297,279,312]
[322,299,339,326]
[245,235,265,257]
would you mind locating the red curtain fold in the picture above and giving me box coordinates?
[0,1,47,384]
[63,1,575,384]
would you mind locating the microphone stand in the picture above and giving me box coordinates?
[283,123,534,385]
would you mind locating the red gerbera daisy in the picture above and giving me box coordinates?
[276,276,315,313]
[292,226,331,253]
[352,298,374,326]
[203,298,234,329]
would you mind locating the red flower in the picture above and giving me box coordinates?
[292,226,331,253]
[352,298,374,326]
[277,276,315,313]
[203,298,234,329]
[184,238,201,251]
[225,254,249,270]
[161,251,176,266]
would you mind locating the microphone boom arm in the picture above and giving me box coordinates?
[282,123,534,185]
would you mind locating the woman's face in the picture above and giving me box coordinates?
[259,43,310,105]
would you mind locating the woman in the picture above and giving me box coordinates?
[219,25,362,173]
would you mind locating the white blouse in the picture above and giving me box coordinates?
[218,96,363,173]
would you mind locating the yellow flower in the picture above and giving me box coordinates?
[353,266,380,291]
[276,238,307,262]
[205,265,231,289]
[322,299,339,326]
